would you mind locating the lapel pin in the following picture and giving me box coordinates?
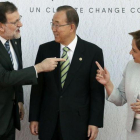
[15,42,17,45]
[79,57,82,61]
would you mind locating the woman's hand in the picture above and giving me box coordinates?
[131,99,140,114]
[95,61,114,96]
[95,61,110,86]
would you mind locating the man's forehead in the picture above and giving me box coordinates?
[5,11,19,21]
[52,11,67,23]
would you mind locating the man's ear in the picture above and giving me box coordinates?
[0,22,5,32]
[70,23,76,33]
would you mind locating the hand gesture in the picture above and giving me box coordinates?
[41,58,65,72]
[35,58,66,73]
[95,61,110,86]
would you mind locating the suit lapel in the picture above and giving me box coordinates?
[62,37,85,93]
[52,43,61,92]
[0,40,13,70]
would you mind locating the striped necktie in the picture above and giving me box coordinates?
[60,47,70,88]
[5,40,14,66]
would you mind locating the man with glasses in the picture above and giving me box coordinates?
[29,5,105,140]
[0,2,65,140]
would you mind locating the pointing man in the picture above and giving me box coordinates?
[0,2,65,140]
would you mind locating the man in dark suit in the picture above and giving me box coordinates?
[0,2,65,140]
[29,5,105,140]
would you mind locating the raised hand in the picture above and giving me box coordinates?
[95,61,114,96]
[95,61,110,85]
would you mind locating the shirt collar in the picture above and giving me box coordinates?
[0,36,8,46]
[61,35,77,52]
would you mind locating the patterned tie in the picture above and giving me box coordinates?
[5,40,14,66]
[60,47,70,88]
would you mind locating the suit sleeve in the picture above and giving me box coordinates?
[107,65,127,106]
[0,64,37,87]
[17,86,24,103]
[29,46,44,122]
[89,48,105,127]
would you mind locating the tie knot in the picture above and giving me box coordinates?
[5,40,10,46]
[63,47,70,52]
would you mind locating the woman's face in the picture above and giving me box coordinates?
[129,39,140,63]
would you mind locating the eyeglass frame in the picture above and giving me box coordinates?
[5,15,22,26]
[50,22,71,29]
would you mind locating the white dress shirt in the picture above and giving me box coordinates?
[60,35,77,62]
[0,36,18,70]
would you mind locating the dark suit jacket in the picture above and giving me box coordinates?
[29,37,105,140]
[0,38,37,136]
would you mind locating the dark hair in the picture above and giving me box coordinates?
[0,1,17,23]
[129,30,140,50]
[57,5,79,29]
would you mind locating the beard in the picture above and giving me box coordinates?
[13,32,21,39]
[4,27,21,40]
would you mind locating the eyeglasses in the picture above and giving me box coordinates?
[50,22,70,29]
[5,15,22,26]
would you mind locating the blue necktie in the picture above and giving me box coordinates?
[5,40,14,66]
